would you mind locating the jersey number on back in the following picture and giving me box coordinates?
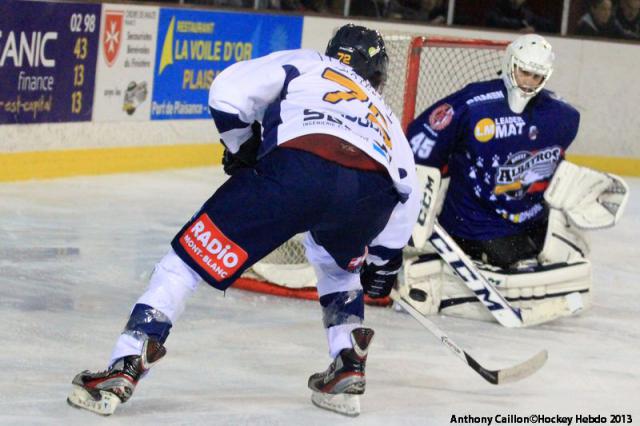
[321,68,392,150]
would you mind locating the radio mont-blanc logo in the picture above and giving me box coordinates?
[103,11,124,67]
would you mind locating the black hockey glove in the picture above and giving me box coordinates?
[360,254,403,299]
[222,121,262,176]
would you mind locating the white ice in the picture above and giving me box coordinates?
[1,167,638,425]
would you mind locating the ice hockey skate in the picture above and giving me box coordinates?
[67,338,166,416]
[308,327,374,417]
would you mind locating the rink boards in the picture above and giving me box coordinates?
[1,1,639,181]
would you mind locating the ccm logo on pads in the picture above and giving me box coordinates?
[179,214,248,281]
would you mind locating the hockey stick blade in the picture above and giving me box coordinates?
[392,292,548,385]
[429,223,577,328]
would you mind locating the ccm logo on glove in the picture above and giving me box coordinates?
[179,213,248,281]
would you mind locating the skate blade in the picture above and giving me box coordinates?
[67,385,121,416]
[311,391,360,417]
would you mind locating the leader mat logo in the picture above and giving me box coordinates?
[179,213,248,281]
[474,116,526,142]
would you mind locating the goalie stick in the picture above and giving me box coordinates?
[391,291,548,385]
[427,223,581,328]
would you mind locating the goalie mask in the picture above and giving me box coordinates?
[501,34,554,113]
[325,24,389,91]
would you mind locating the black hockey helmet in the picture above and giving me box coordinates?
[325,24,388,90]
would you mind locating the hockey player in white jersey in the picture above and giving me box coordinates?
[67,24,420,417]
[400,34,629,323]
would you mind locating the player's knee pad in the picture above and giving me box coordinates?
[124,303,173,344]
[538,209,590,265]
[320,290,364,358]
[319,290,364,328]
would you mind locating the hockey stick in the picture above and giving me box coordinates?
[428,223,579,328]
[391,290,548,385]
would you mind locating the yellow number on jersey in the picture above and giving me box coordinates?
[336,52,352,65]
[321,67,392,150]
[321,68,369,104]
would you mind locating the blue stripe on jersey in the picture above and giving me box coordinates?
[260,64,300,158]
[372,144,386,158]
[209,107,251,133]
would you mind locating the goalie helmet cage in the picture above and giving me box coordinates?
[233,34,509,303]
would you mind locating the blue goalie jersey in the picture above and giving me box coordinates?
[407,79,580,240]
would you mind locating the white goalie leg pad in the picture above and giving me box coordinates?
[249,233,318,289]
[396,254,444,316]
[544,161,629,230]
[398,252,592,322]
[436,262,592,322]
[410,165,443,249]
[397,243,494,321]
[479,262,592,310]
[539,209,590,265]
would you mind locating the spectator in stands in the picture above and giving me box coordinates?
[176,0,251,6]
[486,0,556,33]
[614,0,640,38]
[266,0,305,10]
[349,0,388,18]
[301,0,330,12]
[388,0,447,24]
[576,0,629,38]
[210,0,252,7]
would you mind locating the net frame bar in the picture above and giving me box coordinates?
[401,36,510,131]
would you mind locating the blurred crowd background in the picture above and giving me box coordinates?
[147,0,640,41]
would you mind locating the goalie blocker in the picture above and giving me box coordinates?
[399,161,629,322]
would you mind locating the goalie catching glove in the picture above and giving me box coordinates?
[544,161,629,230]
[222,121,262,176]
[360,254,403,299]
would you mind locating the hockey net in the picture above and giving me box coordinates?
[234,34,509,303]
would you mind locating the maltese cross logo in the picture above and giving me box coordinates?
[103,11,124,67]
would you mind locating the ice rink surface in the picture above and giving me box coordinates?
[1,167,638,425]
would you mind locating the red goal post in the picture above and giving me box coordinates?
[233,34,510,303]
[381,34,509,131]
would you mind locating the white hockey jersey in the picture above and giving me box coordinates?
[209,49,420,252]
